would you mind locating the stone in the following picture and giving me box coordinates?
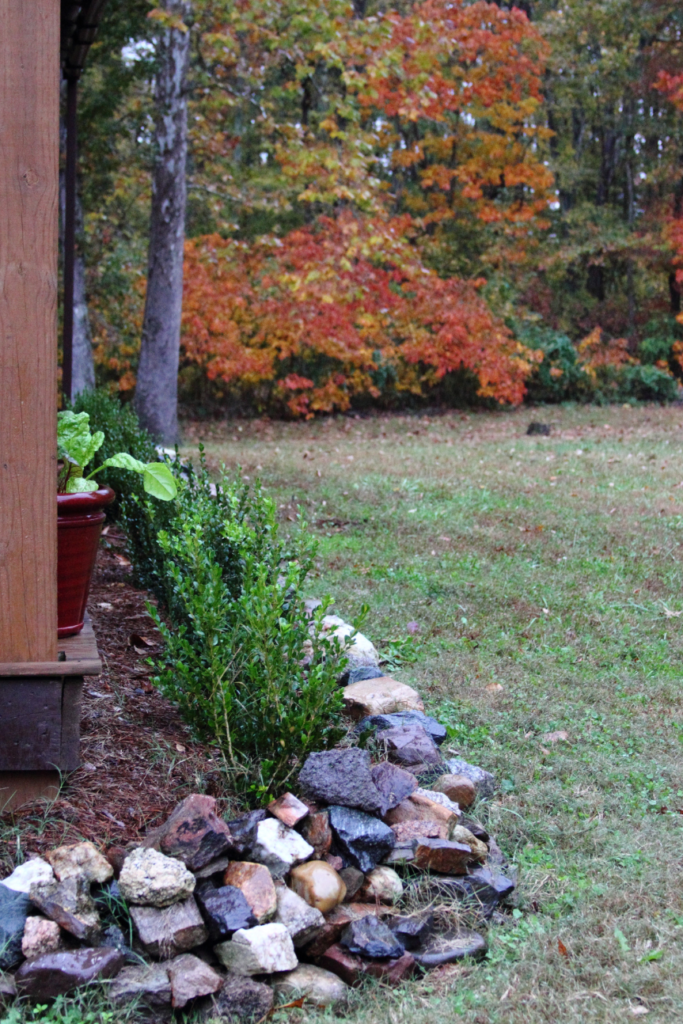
[110,962,173,1008]
[118,847,195,907]
[339,867,365,902]
[0,884,30,969]
[275,884,325,947]
[320,615,380,668]
[270,964,349,1007]
[143,794,236,871]
[317,944,415,987]
[251,818,314,879]
[46,842,113,885]
[379,724,441,767]
[0,973,17,1006]
[391,820,447,842]
[341,915,403,959]
[195,883,257,941]
[268,792,309,828]
[357,710,447,746]
[194,855,231,880]
[29,877,101,943]
[223,862,277,923]
[429,867,516,912]
[388,914,433,951]
[302,903,391,957]
[328,806,395,873]
[105,846,127,878]
[214,923,298,975]
[22,916,63,959]
[130,896,208,959]
[98,925,131,957]
[15,947,124,1001]
[433,773,477,808]
[225,810,267,859]
[444,759,496,800]
[461,817,490,844]
[167,952,223,1009]
[384,791,458,827]
[413,929,486,968]
[297,810,332,859]
[298,748,384,815]
[383,839,417,865]
[414,837,473,875]
[211,973,274,1022]
[289,861,346,913]
[359,866,403,904]
[370,761,417,815]
[448,825,488,862]
[342,677,424,719]
[344,666,384,685]
[414,787,460,815]
[324,854,344,871]
[1,858,54,894]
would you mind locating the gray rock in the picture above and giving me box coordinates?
[0,972,17,1006]
[425,867,515,914]
[383,839,417,865]
[15,946,124,1000]
[328,806,395,873]
[130,896,208,959]
[97,924,132,958]
[118,847,196,908]
[299,748,384,815]
[1,859,54,894]
[225,810,267,859]
[270,964,349,1007]
[194,856,231,880]
[379,724,441,767]
[275,885,325,948]
[460,817,490,844]
[0,884,31,969]
[338,867,365,902]
[214,923,298,975]
[195,884,257,942]
[344,666,385,685]
[109,962,173,1008]
[341,916,404,959]
[167,952,223,1009]
[444,759,496,800]
[388,913,433,951]
[370,761,417,815]
[29,877,101,943]
[211,973,274,1022]
[357,711,448,745]
[413,928,486,967]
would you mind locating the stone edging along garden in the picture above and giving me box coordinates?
[0,616,515,1017]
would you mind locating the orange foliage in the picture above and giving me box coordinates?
[181,214,538,416]
[576,327,633,380]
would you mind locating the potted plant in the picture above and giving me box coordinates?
[57,411,177,637]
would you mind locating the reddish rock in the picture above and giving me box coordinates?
[223,862,277,923]
[105,846,127,878]
[268,792,309,828]
[15,947,124,1000]
[414,837,472,875]
[166,953,223,1009]
[391,820,448,842]
[317,944,415,986]
[298,811,333,859]
[432,773,477,809]
[130,897,208,959]
[144,794,235,871]
[384,792,456,827]
[370,762,417,815]
[324,854,344,872]
[303,903,391,957]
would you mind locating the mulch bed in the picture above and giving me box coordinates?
[1,527,236,870]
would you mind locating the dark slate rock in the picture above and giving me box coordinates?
[341,666,385,686]
[357,711,448,746]
[15,946,125,1000]
[338,867,365,902]
[370,761,417,815]
[341,915,404,960]
[225,810,267,859]
[195,884,257,941]
[444,759,496,800]
[299,749,384,815]
[212,972,274,1022]
[0,883,30,970]
[95,924,132,958]
[378,724,441,767]
[388,913,433,951]
[413,928,486,967]
[328,806,395,873]
[526,421,550,436]
[426,867,515,915]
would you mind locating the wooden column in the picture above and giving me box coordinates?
[0,0,60,663]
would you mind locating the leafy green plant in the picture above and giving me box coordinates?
[57,410,177,499]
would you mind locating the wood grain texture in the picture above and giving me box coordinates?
[0,771,60,812]
[0,0,60,662]
[0,680,63,770]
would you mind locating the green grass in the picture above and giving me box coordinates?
[181,403,683,1023]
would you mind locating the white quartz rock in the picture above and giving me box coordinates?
[214,923,298,975]
[251,819,314,879]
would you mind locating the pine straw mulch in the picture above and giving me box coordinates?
[0,527,237,872]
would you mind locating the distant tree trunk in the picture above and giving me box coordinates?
[59,113,95,398]
[135,1,191,445]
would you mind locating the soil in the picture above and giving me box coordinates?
[1,526,235,866]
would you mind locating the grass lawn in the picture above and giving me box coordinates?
[182,402,683,1024]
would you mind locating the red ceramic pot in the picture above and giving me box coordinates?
[57,486,115,638]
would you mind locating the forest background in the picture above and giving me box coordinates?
[73,0,683,421]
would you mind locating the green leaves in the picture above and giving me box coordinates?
[57,411,104,472]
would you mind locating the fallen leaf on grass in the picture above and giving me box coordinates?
[112,553,131,567]
[541,730,569,744]
[175,743,186,753]
[129,634,156,649]
[557,938,569,958]
[629,1007,648,1016]
[661,604,682,618]
[486,683,504,693]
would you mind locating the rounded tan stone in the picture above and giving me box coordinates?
[432,774,476,809]
[359,866,403,904]
[448,825,488,862]
[289,861,347,913]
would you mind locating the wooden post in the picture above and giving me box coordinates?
[62,73,78,403]
[0,0,60,664]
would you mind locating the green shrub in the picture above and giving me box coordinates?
[123,453,352,802]
[612,364,679,403]
[512,321,586,403]
[71,390,158,518]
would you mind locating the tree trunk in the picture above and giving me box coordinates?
[59,113,95,398]
[134,2,191,445]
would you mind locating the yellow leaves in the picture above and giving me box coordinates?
[147,7,188,32]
